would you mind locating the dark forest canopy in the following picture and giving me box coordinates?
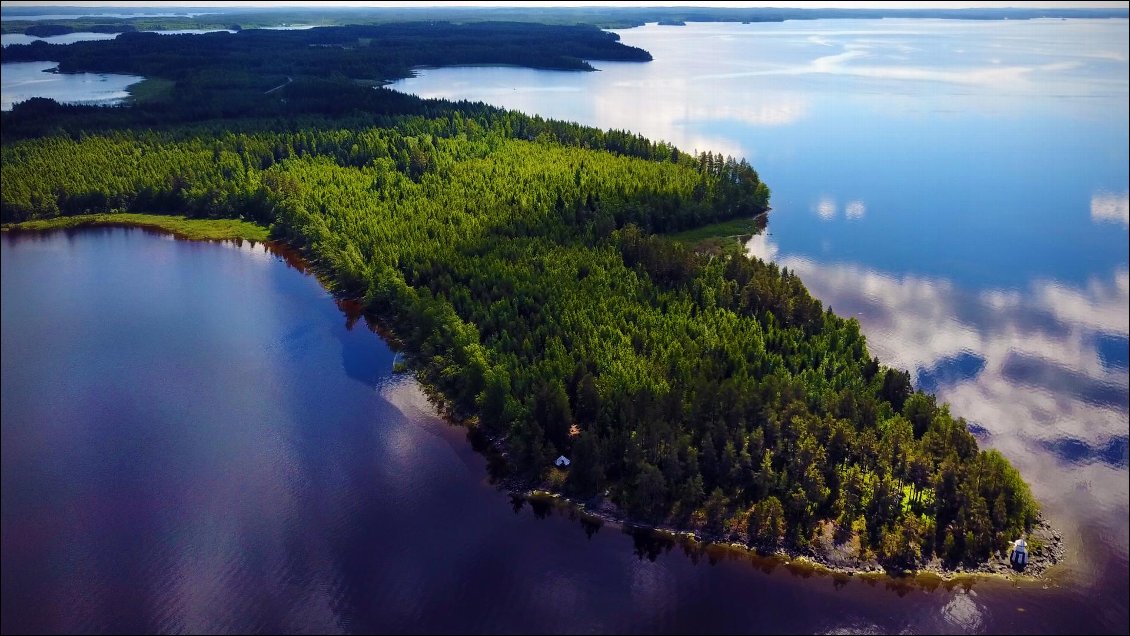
[2,5,1127,33]
[0,21,1041,571]
[0,22,652,77]
[0,22,649,142]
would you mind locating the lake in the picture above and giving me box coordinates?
[0,61,142,111]
[0,29,239,48]
[1,32,119,47]
[2,18,1128,634]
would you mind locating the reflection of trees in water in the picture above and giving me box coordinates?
[529,498,553,519]
[627,527,675,562]
[466,427,509,485]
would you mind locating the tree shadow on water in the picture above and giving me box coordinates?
[626,527,675,562]
[528,498,552,519]
[580,516,603,540]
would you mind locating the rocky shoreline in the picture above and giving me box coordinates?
[516,486,1065,584]
[351,262,1068,588]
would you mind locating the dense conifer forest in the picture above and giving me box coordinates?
[0,21,1039,569]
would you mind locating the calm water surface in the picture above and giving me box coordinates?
[0,29,239,48]
[0,61,142,111]
[2,18,1128,634]
[0,27,238,109]
[0,32,119,47]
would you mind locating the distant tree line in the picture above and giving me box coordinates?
[0,22,652,142]
[1,5,1125,34]
[0,22,650,78]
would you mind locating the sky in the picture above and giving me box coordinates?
[1,1,1127,9]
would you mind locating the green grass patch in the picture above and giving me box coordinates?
[126,78,175,104]
[666,216,763,245]
[3,213,269,242]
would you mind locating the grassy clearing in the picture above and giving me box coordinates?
[126,78,175,104]
[3,213,270,242]
[666,216,763,245]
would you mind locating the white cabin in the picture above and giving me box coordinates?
[555,455,571,467]
[1010,538,1028,567]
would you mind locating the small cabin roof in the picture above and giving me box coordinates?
[1013,538,1028,551]
[555,455,571,466]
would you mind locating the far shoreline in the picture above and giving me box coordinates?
[2,212,269,242]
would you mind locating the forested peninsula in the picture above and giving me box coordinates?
[1,22,1049,575]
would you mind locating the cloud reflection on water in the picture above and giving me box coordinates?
[815,197,837,220]
[1091,191,1129,226]
[746,233,1130,552]
[701,34,1087,89]
[809,198,866,222]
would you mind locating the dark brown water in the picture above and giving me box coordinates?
[2,228,1125,634]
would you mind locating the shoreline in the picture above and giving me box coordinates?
[416,377,1066,587]
[5,216,1067,587]
[2,213,270,242]
[517,487,1066,585]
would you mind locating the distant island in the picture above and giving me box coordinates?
[1,5,1126,34]
[1,21,1056,577]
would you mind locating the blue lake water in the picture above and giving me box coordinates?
[0,30,237,47]
[2,18,1128,634]
[0,27,275,110]
[0,60,142,111]
[0,32,119,47]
